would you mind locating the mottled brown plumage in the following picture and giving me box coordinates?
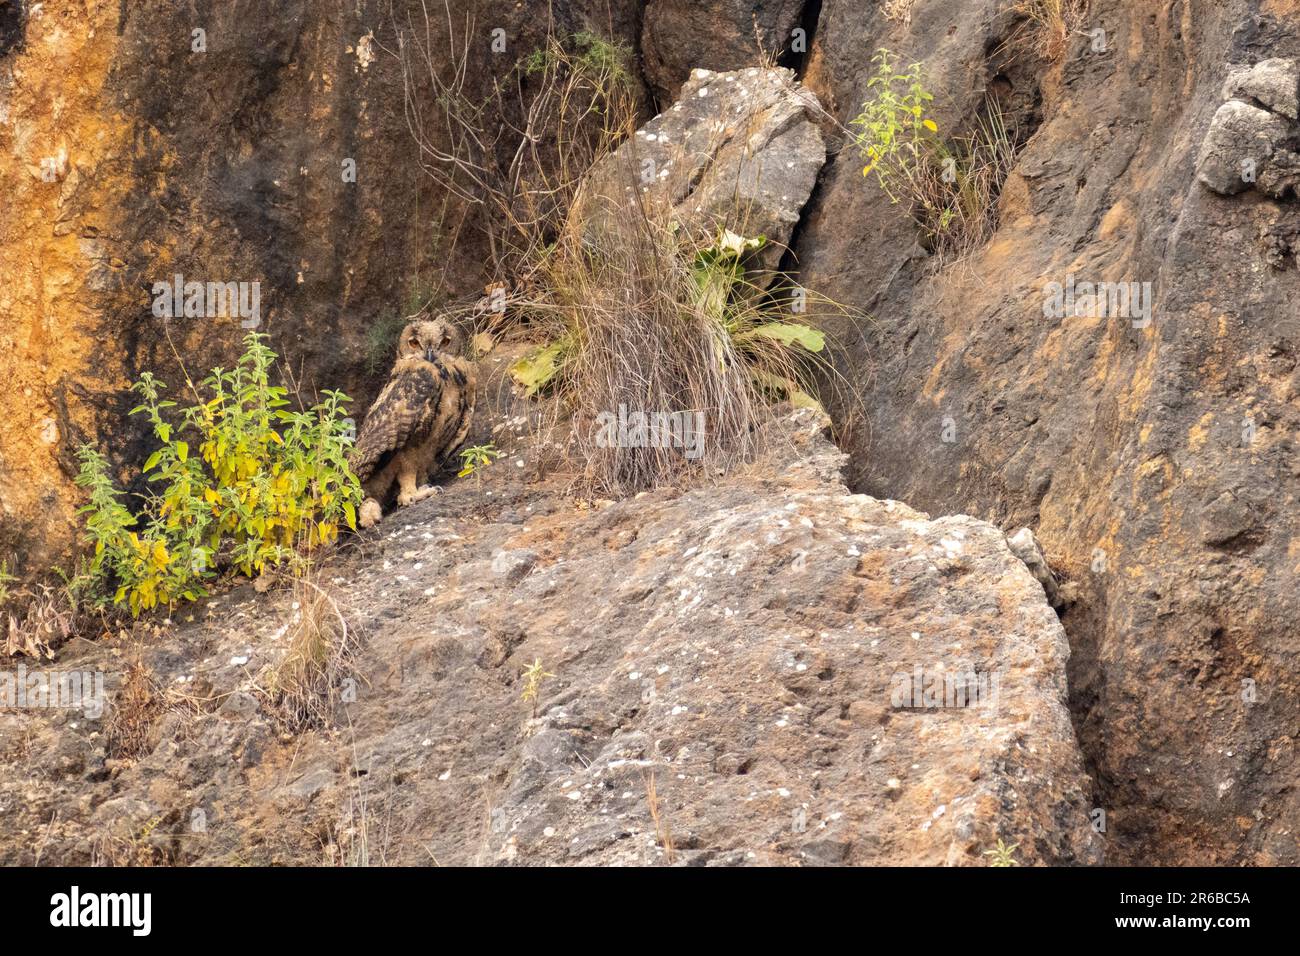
[350,318,475,527]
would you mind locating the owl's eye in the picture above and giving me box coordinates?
[408,338,420,350]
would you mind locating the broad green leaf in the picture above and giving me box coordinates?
[735,322,825,352]
[510,340,570,396]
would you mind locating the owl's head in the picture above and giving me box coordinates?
[398,318,463,364]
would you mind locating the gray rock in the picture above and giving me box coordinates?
[1222,58,1300,120]
[280,766,335,802]
[0,412,1102,867]
[573,67,825,279]
[490,549,539,586]
[1257,148,1300,199]
[641,0,807,103]
[1196,100,1292,195]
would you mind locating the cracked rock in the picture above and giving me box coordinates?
[1222,58,1300,120]
[1196,100,1292,195]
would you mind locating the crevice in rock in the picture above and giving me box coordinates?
[778,0,822,79]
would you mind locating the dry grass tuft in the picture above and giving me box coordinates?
[258,571,360,731]
[530,215,757,494]
[1010,0,1090,61]
[513,204,858,495]
[645,771,675,864]
[105,659,164,759]
[909,98,1021,264]
[882,0,917,25]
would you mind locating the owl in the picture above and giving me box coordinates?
[350,317,476,528]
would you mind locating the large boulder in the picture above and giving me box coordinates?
[0,410,1101,866]
[574,67,826,276]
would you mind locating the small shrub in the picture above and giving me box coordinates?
[851,49,939,204]
[457,443,503,483]
[907,100,1019,262]
[105,659,164,759]
[520,658,555,718]
[75,332,361,616]
[526,30,633,92]
[852,50,1020,263]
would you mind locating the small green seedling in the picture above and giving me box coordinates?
[458,443,504,485]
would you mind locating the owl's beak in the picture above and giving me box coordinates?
[425,345,437,364]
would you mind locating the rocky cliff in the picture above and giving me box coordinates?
[1,0,1297,865]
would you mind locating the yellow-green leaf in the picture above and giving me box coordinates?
[510,340,570,396]
[735,322,825,353]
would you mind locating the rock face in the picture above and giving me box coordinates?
[575,66,825,275]
[641,0,808,104]
[0,0,645,578]
[0,410,1100,865]
[787,0,1300,864]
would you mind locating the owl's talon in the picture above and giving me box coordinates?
[359,498,382,528]
[411,485,441,502]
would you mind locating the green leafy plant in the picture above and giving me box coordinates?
[74,332,361,616]
[526,30,633,91]
[851,49,940,203]
[510,337,574,398]
[983,838,1020,867]
[520,658,556,718]
[457,443,504,483]
[852,50,1020,263]
[509,228,829,412]
[689,230,828,412]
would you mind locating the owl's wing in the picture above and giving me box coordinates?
[349,364,444,482]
